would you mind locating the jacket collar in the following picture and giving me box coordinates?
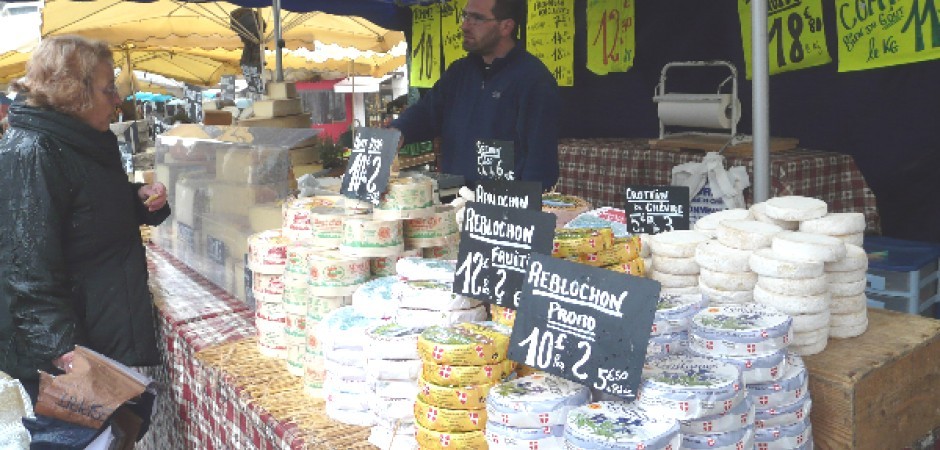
[471,43,524,73]
[8,101,123,171]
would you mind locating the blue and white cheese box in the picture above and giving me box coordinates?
[694,347,789,384]
[652,293,703,336]
[395,257,457,282]
[647,332,689,358]
[755,396,812,430]
[317,306,382,351]
[680,391,754,435]
[681,424,754,450]
[351,276,399,320]
[754,416,813,449]
[747,353,809,409]
[637,354,743,420]
[563,401,681,450]
[364,322,425,360]
[485,421,564,450]
[689,304,793,357]
[487,373,592,428]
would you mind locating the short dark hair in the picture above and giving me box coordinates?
[492,0,525,37]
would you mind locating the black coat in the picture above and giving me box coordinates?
[0,102,170,380]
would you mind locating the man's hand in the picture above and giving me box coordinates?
[138,182,168,212]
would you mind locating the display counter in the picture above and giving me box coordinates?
[555,138,881,234]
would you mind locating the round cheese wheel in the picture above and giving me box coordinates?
[693,208,752,234]
[830,293,867,314]
[825,244,868,272]
[650,270,699,288]
[698,282,754,305]
[417,375,493,410]
[790,339,828,356]
[651,255,700,275]
[756,274,828,296]
[799,212,866,235]
[791,310,831,332]
[660,285,701,296]
[416,426,486,450]
[771,231,847,263]
[542,194,592,228]
[829,316,868,338]
[415,398,486,432]
[395,305,487,328]
[749,202,799,230]
[792,327,829,346]
[716,219,783,250]
[422,360,515,386]
[649,230,711,258]
[417,322,510,365]
[829,278,867,297]
[695,240,754,273]
[698,268,757,291]
[834,232,864,247]
[763,196,827,221]
[753,285,830,315]
[749,248,825,279]
[826,269,867,284]
[830,310,868,328]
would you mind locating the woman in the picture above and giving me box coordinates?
[0,36,170,382]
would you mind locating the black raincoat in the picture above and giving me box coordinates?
[0,102,170,380]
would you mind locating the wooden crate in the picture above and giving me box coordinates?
[803,308,940,449]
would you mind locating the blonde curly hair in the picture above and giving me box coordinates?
[11,35,113,116]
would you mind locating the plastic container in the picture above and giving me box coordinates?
[863,235,940,316]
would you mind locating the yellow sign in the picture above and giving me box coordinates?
[527,0,575,86]
[586,0,635,75]
[836,0,940,71]
[442,0,468,68]
[738,0,831,78]
[410,3,441,88]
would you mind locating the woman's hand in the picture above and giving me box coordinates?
[53,351,75,373]
[138,182,167,212]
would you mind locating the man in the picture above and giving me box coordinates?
[391,0,560,190]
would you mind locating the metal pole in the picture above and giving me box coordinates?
[751,0,770,202]
[273,0,283,82]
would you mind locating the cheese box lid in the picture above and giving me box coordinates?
[681,425,754,450]
[484,421,565,439]
[690,304,792,348]
[318,306,382,350]
[652,294,701,335]
[352,276,399,319]
[646,332,689,357]
[695,348,788,385]
[563,401,680,450]
[640,354,742,400]
[393,279,482,310]
[487,373,591,416]
[746,352,808,398]
[396,257,457,282]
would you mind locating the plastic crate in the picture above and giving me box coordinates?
[863,235,940,316]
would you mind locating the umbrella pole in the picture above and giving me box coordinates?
[124,47,139,121]
[750,0,770,202]
[274,0,283,82]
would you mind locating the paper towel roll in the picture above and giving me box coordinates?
[657,93,739,130]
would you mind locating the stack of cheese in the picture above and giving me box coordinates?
[564,401,681,449]
[703,218,783,305]
[365,323,426,450]
[647,293,703,358]
[484,373,591,449]
[374,177,437,220]
[316,306,382,424]
[415,322,513,449]
[637,354,752,449]
[280,244,314,376]
[688,304,792,385]
[693,209,752,238]
[489,304,516,328]
[248,229,290,358]
[749,352,814,450]
[542,193,592,227]
[553,228,645,276]
[392,258,486,326]
[370,248,423,278]
[238,81,311,129]
[802,214,869,339]
[648,230,710,296]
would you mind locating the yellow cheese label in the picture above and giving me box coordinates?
[422,359,516,386]
[417,374,494,410]
[415,423,487,449]
[418,323,510,365]
[414,398,486,432]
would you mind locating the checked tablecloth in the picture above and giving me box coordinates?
[555,138,881,234]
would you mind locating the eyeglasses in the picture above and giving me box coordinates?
[460,11,502,25]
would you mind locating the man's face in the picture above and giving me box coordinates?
[461,0,505,55]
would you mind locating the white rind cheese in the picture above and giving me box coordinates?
[825,244,868,272]
[830,310,868,328]
[771,231,847,263]
[716,219,783,250]
[792,327,829,346]
[756,274,828,296]
[693,209,753,234]
[826,269,867,284]
[829,316,868,338]
[699,268,758,291]
[790,339,828,356]
[829,278,867,297]
[833,232,864,247]
[649,230,711,258]
[698,283,754,305]
[750,202,799,230]
[695,241,754,273]
[763,196,827,221]
[799,212,866,235]
[830,293,867,314]
[650,271,699,288]
[749,248,825,279]
[753,285,830,315]
[790,310,831,332]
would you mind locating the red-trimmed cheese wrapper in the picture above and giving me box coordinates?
[604,258,646,276]
[485,423,564,450]
[689,304,793,357]
[486,373,592,428]
[551,228,614,258]
[370,248,423,277]
[305,206,346,248]
[490,304,516,327]
[747,353,809,409]
[257,300,287,358]
[307,251,370,296]
[417,375,494,410]
[284,244,318,276]
[421,359,515,386]
[637,354,743,421]
[417,322,511,365]
[414,397,486,432]
[283,196,343,241]
[680,391,754,434]
[681,424,754,450]
[247,229,289,274]
[754,416,813,449]
[303,352,326,397]
[755,396,811,430]
[415,423,487,450]
[374,177,437,220]
[404,205,460,248]
[542,193,592,228]
[340,216,405,257]
[281,288,309,316]
[422,235,460,260]
[251,272,284,302]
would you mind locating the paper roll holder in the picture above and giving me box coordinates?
[653,61,746,149]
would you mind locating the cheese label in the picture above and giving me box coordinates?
[414,398,486,432]
[417,322,511,365]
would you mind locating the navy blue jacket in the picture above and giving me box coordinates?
[392,45,560,189]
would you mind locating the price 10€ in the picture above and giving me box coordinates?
[517,326,633,396]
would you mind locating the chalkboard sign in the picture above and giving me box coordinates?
[475,180,541,211]
[341,127,401,205]
[624,185,690,234]
[454,202,555,308]
[508,254,660,399]
[220,75,236,102]
[177,223,195,251]
[183,84,203,123]
[207,236,226,265]
[241,64,264,96]
[476,140,515,181]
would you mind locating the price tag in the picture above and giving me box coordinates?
[454,202,556,308]
[183,84,204,122]
[340,127,401,205]
[739,0,831,77]
[177,222,195,251]
[624,185,690,234]
[508,254,660,399]
[586,0,635,75]
[409,3,441,88]
[476,140,515,181]
[221,75,236,102]
[207,236,226,265]
[475,180,541,211]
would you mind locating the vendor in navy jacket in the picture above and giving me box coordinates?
[391,0,560,190]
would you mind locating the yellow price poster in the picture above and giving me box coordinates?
[836,0,940,71]
[527,0,575,86]
[410,3,441,88]
[442,0,468,68]
[738,0,831,78]
[586,0,636,75]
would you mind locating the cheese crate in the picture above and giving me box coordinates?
[863,235,940,316]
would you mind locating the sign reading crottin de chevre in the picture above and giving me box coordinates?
[508,254,660,399]
[624,184,690,234]
[341,127,400,205]
[454,202,555,308]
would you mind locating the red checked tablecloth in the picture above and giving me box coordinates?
[555,138,881,234]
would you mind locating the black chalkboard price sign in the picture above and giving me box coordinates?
[476,140,515,181]
[341,127,401,205]
[624,185,690,234]
[454,202,555,308]
[475,180,541,211]
[508,254,660,399]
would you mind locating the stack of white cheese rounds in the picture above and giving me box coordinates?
[563,401,681,450]
[704,215,782,305]
[315,306,382,425]
[802,214,870,338]
[748,352,814,449]
[636,354,751,449]
[392,258,486,326]
[648,230,710,296]
[692,208,752,238]
[364,323,426,450]
[484,373,590,449]
[647,293,704,357]
[248,229,290,358]
[414,322,513,450]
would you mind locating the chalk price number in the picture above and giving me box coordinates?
[455,251,519,306]
[590,0,633,66]
[517,326,591,378]
[629,214,674,234]
[769,6,824,68]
